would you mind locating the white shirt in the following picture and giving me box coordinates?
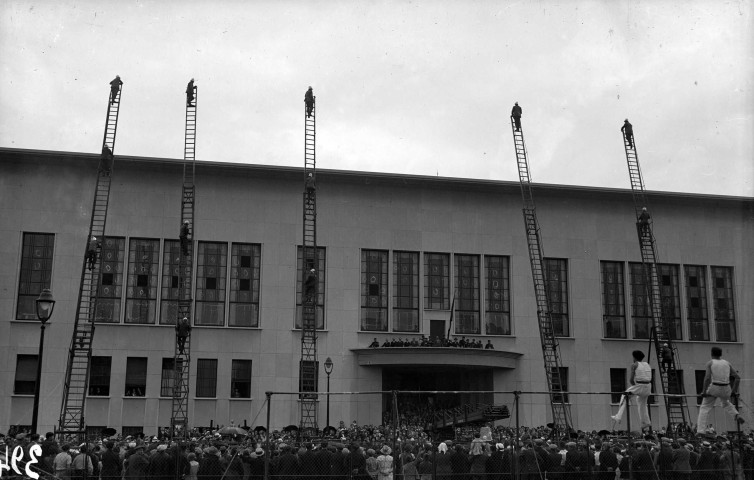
[635,361,652,382]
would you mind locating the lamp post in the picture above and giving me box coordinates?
[32,289,55,434]
[324,357,333,432]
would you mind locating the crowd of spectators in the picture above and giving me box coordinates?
[3,421,752,480]
[369,336,494,350]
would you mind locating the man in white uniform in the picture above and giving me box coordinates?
[696,347,744,433]
[611,350,652,431]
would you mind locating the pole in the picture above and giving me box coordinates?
[31,323,47,434]
[626,392,633,480]
[326,373,331,430]
[514,391,520,480]
[264,392,271,480]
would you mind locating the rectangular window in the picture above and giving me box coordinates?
[454,254,480,334]
[609,368,626,404]
[196,242,228,326]
[484,255,511,335]
[711,266,736,342]
[229,243,261,327]
[160,358,184,397]
[160,240,182,325]
[14,355,38,395]
[601,261,626,338]
[550,367,569,403]
[122,426,144,438]
[648,369,657,405]
[299,360,319,399]
[695,370,706,405]
[231,360,252,398]
[659,264,682,340]
[16,233,54,320]
[544,258,569,336]
[95,237,125,323]
[196,358,218,398]
[361,250,388,331]
[295,246,326,329]
[629,262,652,339]
[668,369,685,406]
[424,253,450,310]
[393,251,419,333]
[88,356,112,396]
[125,357,147,397]
[685,265,710,341]
[125,239,159,324]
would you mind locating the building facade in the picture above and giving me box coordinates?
[1,148,752,435]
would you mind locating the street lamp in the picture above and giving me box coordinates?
[32,289,55,434]
[324,357,333,432]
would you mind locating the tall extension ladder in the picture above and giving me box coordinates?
[171,82,198,438]
[621,126,689,431]
[58,79,123,438]
[510,115,573,434]
[300,91,319,431]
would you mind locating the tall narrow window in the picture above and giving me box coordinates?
[231,360,252,398]
[550,367,569,403]
[424,253,450,310]
[695,370,706,405]
[667,370,685,406]
[125,239,159,324]
[544,258,569,336]
[393,251,419,333]
[196,242,227,326]
[601,261,626,338]
[88,356,112,396]
[16,233,54,320]
[14,355,38,395]
[711,266,736,342]
[685,265,709,341]
[160,240,182,325]
[485,255,511,335]
[629,262,652,339]
[454,254,480,334]
[295,246,326,329]
[659,264,682,340]
[196,359,218,398]
[160,358,184,397]
[229,243,261,327]
[609,368,626,404]
[361,250,388,331]
[125,357,147,397]
[95,237,125,323]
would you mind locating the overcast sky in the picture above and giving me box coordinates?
[1,0,752,196]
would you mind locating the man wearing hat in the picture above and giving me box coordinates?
[672,438,692,480]
[305,87,315,117]
[621,119,634,149]
[148,443,172,479]
[124,443,149,480]
[611,350,652,432]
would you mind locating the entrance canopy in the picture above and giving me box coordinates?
[351,347,522,369]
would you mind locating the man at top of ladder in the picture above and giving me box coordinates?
[109,75,122,105]
[186,78,195,107]
[305,86,314,117]
[621,119,634,148]
[512,102,522,131]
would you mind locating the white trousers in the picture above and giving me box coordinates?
[613,383,652,427]
[696,384,739,432]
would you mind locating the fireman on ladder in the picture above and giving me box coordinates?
[305,87,314,118]
[637,207,651,236]
[305,172,316,195]
[109,75,122,105]
[179,220,191,256]
[101,145,113,176]
[304,268,317,303]
[186,78,195,107]
[512,102,522,131]
[176,317,191,354]
[621,119,634,148]
[86,236,101,271]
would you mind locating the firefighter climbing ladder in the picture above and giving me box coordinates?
[171,82,198,438]
[622,126,689,431]
[510,114,573,434]
[300,91,319,431]
[58,79,123,438]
